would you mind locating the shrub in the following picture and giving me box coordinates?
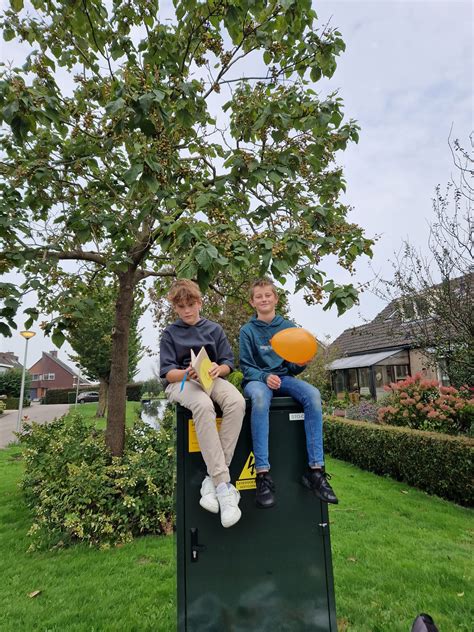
[4,397,30,410]
[227,370,243,393]
[378,374,474,435]
[0,368,31,397]
[44,387,93,404]
[19,411,175,550]
[0,400,5,414]
[140,378,163,396]
[126,382,143,401]
[345,400,380,423]
[324,416,474,506]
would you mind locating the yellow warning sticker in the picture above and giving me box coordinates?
[188,418,222,453]
[236,452,256,490]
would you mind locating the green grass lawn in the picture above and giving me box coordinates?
[1,437,472,631]
[72,401,141,429]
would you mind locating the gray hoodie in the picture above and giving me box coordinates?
[159,318,234,383]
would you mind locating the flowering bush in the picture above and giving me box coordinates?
[345,400,380,423]
[378,374,474,435]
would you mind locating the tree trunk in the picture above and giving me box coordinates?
[95,378,109,418]
[105,270,136,456]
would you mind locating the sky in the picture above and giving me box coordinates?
[1,0,473,379]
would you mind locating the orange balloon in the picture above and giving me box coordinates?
[270,328,318,364]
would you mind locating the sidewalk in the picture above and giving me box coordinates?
[0,402,70,449]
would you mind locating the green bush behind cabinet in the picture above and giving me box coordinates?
[176,397,337,632]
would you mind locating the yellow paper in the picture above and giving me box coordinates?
[199,357,213,392]
[190,347,215,395]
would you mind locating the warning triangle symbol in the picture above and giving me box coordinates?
[236,452,256,490]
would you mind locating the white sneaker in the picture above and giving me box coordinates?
[217,484,241,528]
[199,476,219,514]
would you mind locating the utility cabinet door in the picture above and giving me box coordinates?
[177,398,337,632]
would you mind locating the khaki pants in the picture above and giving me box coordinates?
[166,378,245,486]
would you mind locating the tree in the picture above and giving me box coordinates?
[376,136,473,387]
[56,276,144,417]
[0,367,31,398]
[0,0,373,455]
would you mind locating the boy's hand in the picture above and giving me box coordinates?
[187,365,198,380]
[266,374,281,390]
[208,362,223,379]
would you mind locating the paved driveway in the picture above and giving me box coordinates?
[0,402,70,449]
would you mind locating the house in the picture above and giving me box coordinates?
[327,300,449,401]
[28,350,89,400]
[0,352,23,373]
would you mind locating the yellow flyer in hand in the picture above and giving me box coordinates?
[190,347,215,395]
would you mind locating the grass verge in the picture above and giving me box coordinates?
[0,444,175,632]
[329,457,473,631]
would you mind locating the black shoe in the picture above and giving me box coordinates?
[255,472,276,508]
[302,468,339,504]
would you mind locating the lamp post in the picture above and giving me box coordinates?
[74,367,81,407]
[17,330,36,433]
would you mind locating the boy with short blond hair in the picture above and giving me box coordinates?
[160,279,245,528]
[239,276,338,508]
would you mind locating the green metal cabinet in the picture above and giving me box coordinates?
[176,397,337,631]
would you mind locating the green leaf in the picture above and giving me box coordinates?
[105,98,126,115]
[10,0,24,12]
[52,330,65,348]
[195,193,213,210]
[0,322,12,337]
[123,163,143,185]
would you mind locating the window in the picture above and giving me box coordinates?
[41,373,55,381]
[437,360,450,387]
[32,373,41,381]
[394,365,409,381]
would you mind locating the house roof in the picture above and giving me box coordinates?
[330,272,472,359]
[0,352,23,370]
[330,300,415,356]
[327,349,404,370]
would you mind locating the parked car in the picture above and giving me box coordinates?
[77,391,99,403]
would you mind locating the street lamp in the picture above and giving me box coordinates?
[74,367,81,407]
[17,330,36,433]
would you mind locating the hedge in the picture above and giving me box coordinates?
[324,416,474,507]
[43,383,144,404]
[126,382,143,401]
[4,397,31,410]
[44,388,94,404]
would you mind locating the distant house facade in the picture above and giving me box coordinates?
[28,351,88,400]
[0,352,23,373]
[328,301,449,401]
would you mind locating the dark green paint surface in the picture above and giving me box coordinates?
[177,397,337,631]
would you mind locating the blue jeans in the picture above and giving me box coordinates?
[244,376,324,472]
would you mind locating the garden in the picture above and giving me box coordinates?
[0,396,471,631]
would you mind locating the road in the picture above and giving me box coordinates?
[0,402,70,449]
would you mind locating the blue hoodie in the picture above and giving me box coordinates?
[159,318,234,384]
[239,315,306,386]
